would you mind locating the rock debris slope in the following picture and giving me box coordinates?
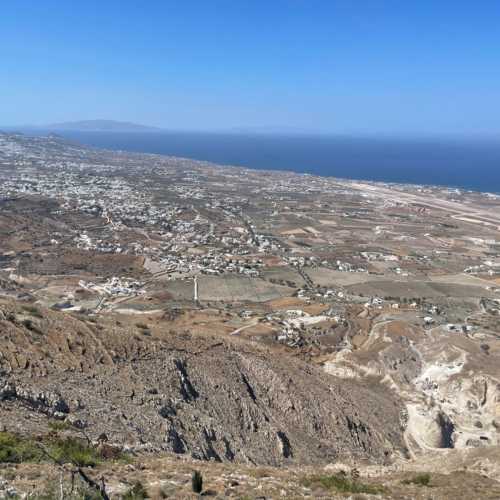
[0,300,405,465]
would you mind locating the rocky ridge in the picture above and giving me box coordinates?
[0,299,406,466]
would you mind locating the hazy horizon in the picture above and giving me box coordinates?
[3,122,500,144]
[2,1,500,138]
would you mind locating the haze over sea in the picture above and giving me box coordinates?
[44,130,500,194]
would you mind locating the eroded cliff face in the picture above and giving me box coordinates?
[323,312,500,456]
[0,299,406,466]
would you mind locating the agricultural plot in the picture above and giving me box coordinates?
[162,279,196,301]
[346,280,496,299]
[306,267,384,287]
[198,275,294,302]
[429,273,493,287]
[260,266,306,287]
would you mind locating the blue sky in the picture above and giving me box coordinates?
[1,0,499,136]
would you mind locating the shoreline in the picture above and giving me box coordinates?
[4,129,500,196]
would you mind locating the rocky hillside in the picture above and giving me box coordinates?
[0,299,406,466]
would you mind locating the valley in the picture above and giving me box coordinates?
[1,132,500,498]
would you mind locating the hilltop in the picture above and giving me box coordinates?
[44,119,161,132]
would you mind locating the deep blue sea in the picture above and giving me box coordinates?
[37,130,500,193]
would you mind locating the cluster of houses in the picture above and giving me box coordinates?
[78,277,145,297]
[464,261,500,276]
[0,142,286,279]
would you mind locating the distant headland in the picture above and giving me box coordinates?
[42,119,162,132]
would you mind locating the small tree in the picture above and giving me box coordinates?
[191,470,203,494]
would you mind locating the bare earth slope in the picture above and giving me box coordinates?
[0,300,405,466]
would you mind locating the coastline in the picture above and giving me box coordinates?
[4,129,500,196]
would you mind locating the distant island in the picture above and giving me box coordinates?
[44,119,161,132]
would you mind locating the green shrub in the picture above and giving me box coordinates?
[122,481,149,499]
[22,305,43,318]
[0,432,130,468]
[301,474,385,495]
[402,473,431,486]
[0,432,42,463]
[48,420,72,432]
[0,433,98,467]
[49,437,101,467]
